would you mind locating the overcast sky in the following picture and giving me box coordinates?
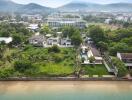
[11,0,132,8]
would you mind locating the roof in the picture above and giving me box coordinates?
[90,45,101,57]
[29,35,45,42]
[28,24,39,30]
[120,53,132,59]
[0,37,12,44]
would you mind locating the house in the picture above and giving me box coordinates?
[47,37,59,46]
[28,24,39,31]
[0,37,13,44]
[117,53,132,68]
[104,18,112,24]
[86,37,93,44]
[60,38,73,47]
[90,45,103,64]
[80,45,103,64]
[29,35,45,47]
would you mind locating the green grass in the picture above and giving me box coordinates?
[13,47,75,77]
[38,63,74,76]
[88,23,119,30]
[82,64,109,76]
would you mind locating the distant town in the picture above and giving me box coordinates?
[0,10,132,80]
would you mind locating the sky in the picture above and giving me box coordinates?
[11,0,132,8]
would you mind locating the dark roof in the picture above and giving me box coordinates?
[90,45,101,57]
[29,35,45,42]
[120,53,132,59]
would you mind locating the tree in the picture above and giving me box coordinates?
[62,26,80,38]
[112,58,127,77]
[14,60,33,73]
[71,31,82,46]
[89,56,95,63]
[121,37,132,46]
[130,70,132,77]
[40,25,51,35]
[109,43,130,56]
[98,41,108,52]
[12,34,22,46]
[81,57,85,63]
[89,25,106,44]
[48,45,60,53]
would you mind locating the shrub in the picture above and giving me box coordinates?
[14,60,33,73]
[112,58,128,77]
[48,45,60,53]
[53,54,63,63]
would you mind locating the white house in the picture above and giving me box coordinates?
[47,37,59,46]
[28,24,39,30]
[81,45,103,64]
[0,37,13,44]
[60,38,73,47]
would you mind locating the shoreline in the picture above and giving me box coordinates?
[0,77,132,81]
[0,81,132,93]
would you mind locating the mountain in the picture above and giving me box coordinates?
[0,0,53,14]
[0,0,22,12]
[0,0,132,13]
[18,3,53,14]
[58,2,132,12]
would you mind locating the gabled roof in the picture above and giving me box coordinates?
[90,45,101,57]
[29,35,45,42]
[120,53,132,59]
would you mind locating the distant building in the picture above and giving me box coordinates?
[104,18,112,24]
[28,24,39,31]
[0,37,12,44]
[46,13,86,29]
[29,35,45,47]
[117,53,132,68]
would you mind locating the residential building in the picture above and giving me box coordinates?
[117,53,132,68]
[81,45,103,64]
[60,38,73,47]
[28,24,39,31]
[47,37,60,46]
[29,35,45,47]
[0,37,13,44]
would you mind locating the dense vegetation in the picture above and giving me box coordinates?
[0,23,32,46]
[0,45,75,78]
[88,25,132,77]
[88,25,132,55]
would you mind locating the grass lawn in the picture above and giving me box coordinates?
[9,46,76,77]
[82,64,109,76]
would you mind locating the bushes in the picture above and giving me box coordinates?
[14,60,34,73]
[48,45,60,53]
[53,54,63,63]
[112,58,128,77]
[0,68,14,78]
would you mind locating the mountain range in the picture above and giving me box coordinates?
[0,0,53,14]
[58,2,132,12]
[0,0,132,14]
